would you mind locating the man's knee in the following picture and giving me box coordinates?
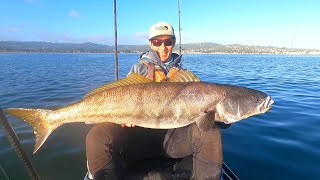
[163,126,193,158]
[191,125,223,179]
[164,124,223,162]
[164,124,223,179]
[191,125,223,164]
[86,123,114,147]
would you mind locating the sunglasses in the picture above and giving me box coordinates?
[151,39,174,47]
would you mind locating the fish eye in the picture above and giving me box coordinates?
[252,96,259,102]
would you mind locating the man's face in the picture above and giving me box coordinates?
[149,35,175,62]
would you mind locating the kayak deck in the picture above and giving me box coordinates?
[84,156,239,180]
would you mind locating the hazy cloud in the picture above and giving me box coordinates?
[134,32,148,39]
[35,31,77,43]
[33,31,114,44]
[0,25,25,41]
[9,26,20,32]
[114,32,149,45]
[116,33,148,45]
[0,25,23,33]
[69,9,80,18]
[85,34,113,44]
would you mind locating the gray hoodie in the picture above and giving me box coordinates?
[127,50,182,77]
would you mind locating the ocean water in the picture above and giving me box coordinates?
[0,53,319,180]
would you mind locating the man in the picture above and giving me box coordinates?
[85,22,223,180]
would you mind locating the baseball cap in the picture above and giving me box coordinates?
[149,22,175,40]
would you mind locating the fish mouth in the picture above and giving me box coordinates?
[257,96,274,113]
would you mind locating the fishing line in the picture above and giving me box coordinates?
[177,0,183,68]
[178,0,182,56]
[0,164,10,180]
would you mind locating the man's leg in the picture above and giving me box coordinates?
[86,123,167,179]
[163,124,223,180]
[191,124,223,180]
[86,123,124,179]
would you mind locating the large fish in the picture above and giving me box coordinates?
[4,70,274,153]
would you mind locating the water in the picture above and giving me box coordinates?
[0,53,319,180]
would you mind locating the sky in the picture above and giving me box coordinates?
[1,0,320,49]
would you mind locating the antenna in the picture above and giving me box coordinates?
[113,0,119,80]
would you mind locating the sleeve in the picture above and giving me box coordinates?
[127,63,148,77]
[127,65,136,76]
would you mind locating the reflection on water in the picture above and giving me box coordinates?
[0,53,319,179]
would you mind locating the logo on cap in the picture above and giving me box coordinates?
[155,26,168,31]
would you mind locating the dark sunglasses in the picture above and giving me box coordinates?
[151,39,174,47]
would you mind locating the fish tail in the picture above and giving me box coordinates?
[4,108,55,154]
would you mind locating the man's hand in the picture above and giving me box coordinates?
[121,123,136,128]
[216,122,231,129]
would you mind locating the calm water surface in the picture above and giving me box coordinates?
[0,53,319,180]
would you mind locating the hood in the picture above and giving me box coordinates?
[140,50,181,74]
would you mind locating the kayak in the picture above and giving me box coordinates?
[84,156,239,180]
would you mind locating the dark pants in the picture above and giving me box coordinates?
[86,123,223,180]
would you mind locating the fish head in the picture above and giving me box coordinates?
[216,89,274,124]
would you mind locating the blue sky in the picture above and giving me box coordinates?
[1,0,320,49]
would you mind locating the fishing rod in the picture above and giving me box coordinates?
[178,0,182,55]
[113,0,119,80]
[177,0,184,69]
[0,108,40,180]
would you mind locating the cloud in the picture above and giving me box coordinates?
[134,32,148,39]
[85,35,113,44]
[114,32,148,45]
[35,31,76,43]
[9,26,20,32]
[33,31,114,44]
[69,9,80,18]
[0,25,25,41]
[0,25,23,33]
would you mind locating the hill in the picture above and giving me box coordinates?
[0,41,319,54]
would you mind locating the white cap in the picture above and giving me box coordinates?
[149,22,175,40]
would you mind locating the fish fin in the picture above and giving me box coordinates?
[195,110,216,132]
[84,73,153,98]
[168,69,201,82]
[4,108,54,154]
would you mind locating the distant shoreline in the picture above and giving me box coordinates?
[1,41,320,55]
[1,51,320,55]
